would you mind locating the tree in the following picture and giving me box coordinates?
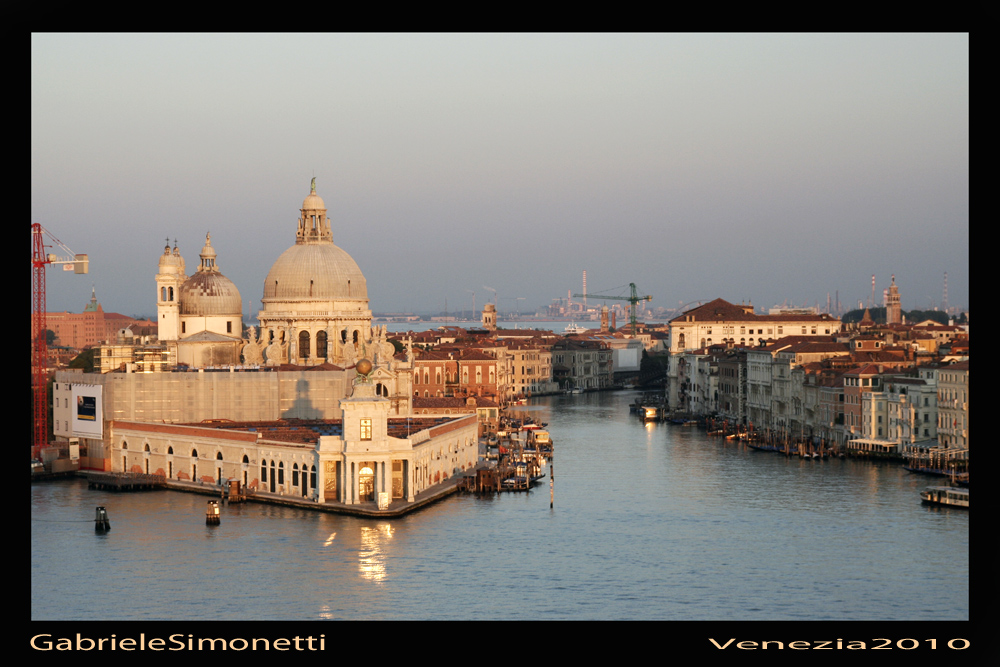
[68,348,96,373]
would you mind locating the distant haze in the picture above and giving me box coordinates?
[32,33,968,319]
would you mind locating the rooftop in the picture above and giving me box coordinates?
[184,417,456,445]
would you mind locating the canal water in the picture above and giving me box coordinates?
[31,389,968,621]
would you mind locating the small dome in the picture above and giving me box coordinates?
[179,271,242,316]
[303,177,326,211]
[158,243,185,273]
[302,192,326,211]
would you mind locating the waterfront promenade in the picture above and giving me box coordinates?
[78,466,476,519]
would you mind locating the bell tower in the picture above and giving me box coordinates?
[482,303,497,332]
[156,240,186,341]
[886,275,902,325]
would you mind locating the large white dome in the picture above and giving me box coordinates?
[262,242,368,301]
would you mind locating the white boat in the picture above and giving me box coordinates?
[563,323,588,335]
[920,486,969,508]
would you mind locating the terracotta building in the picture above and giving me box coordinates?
[46,288,157,349]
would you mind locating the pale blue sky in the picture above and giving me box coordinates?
[32,33,968,319]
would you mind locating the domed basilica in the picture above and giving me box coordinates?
[243,178,396,368]
[156,179,398,374]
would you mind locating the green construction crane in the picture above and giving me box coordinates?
[573,283,652,336]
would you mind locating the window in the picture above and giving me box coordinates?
[361,418,372,441]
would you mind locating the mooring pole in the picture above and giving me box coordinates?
[94,506,110,532]
[206,500,220,526]
[549,462,554,508]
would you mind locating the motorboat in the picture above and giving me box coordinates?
[920,486,969,509]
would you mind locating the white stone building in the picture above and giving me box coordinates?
[109,371,479,511]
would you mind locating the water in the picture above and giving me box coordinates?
[31,389,968,621]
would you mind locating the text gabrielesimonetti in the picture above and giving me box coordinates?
[30,634,326,652]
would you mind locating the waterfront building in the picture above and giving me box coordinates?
[507,342,558,397]
[937,360,969,450]
[843,364,889,456]
[667,298,841,355]
[109,370,479,510]
[671,344,726,416]
[551,338,613,391]
[716,347,748,424]
[745,346,774,430]
[411,347,504,400]
[411,395,500,432]
[815,369,848,449]
[666,298,840,411]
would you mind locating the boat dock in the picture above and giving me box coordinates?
[466,417,552,495]
[87,472,166,492]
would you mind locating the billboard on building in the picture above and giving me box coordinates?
[613,347,641,372]
[71,384,103,438]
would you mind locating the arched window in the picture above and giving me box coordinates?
[191,449,198,458]
[292,463,299,486]
[278,462,284,485]
[261,460,268,482]
[316,331,328,359]
[161,287,167,301]
[299,330,310,359]
[168,287,174,301]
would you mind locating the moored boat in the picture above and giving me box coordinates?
[920,486,968,509]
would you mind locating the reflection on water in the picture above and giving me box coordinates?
[31,389,968,620]
[358,524,394,582]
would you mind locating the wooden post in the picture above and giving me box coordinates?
[206,501,220,526]
[549,462,554,508]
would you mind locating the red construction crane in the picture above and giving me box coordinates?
[31,223,88,458]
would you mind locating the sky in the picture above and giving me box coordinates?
[32,33,968,321]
